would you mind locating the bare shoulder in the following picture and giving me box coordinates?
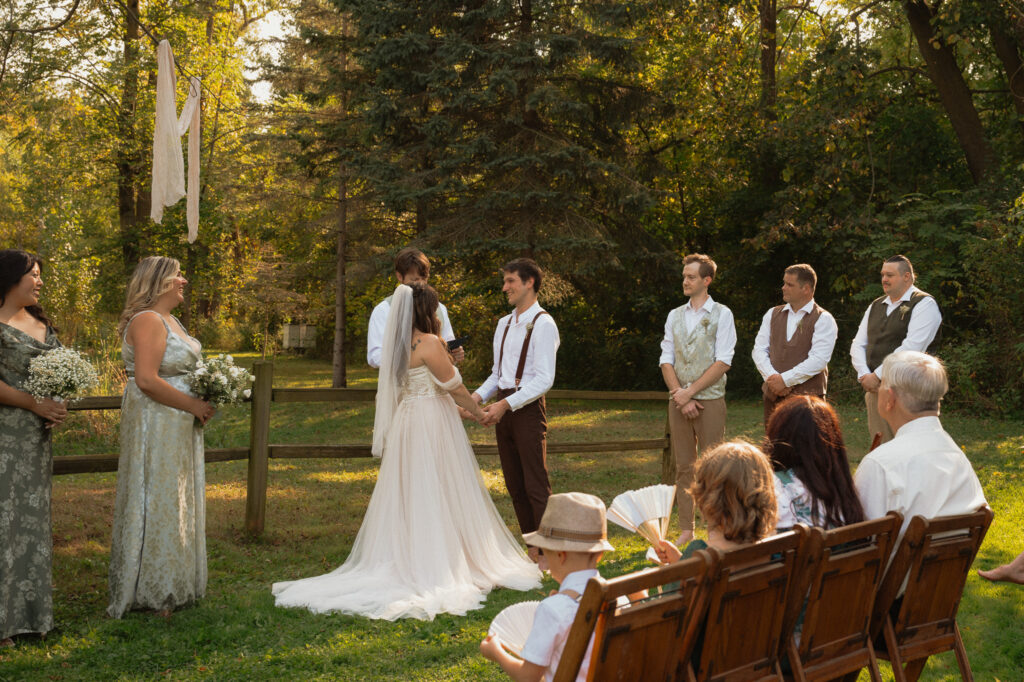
[413,333,446,356]
[126,312,166,344]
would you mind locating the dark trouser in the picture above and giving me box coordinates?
[495,389,551,535]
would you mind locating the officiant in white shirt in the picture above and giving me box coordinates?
[367,248,462,368]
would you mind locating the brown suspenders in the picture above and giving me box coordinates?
[497,310,550,389]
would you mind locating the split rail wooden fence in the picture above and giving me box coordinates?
[56,361,674,535]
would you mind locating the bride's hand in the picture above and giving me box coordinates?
[457,406,475,420]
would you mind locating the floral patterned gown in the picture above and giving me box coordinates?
[107,312,207,618]
[0,322,59,639]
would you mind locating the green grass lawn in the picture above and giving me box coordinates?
[2,354,1022,680]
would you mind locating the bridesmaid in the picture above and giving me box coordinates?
[108,256,215,618]
[0,249,67,646]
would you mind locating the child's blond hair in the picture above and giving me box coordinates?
[689,440,777,544]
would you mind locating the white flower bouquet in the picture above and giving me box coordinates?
[185,354,254,407]
[23,347,99,401]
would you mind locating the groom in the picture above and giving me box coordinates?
[471,259,560,558]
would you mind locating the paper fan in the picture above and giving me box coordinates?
[488,601,540,658]
[609,484,676,547]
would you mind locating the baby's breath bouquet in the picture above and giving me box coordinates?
[185,354,254,407]
[23,347,99,401]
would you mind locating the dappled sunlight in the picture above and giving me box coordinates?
[307,469,379,484]
[206,481,247,501]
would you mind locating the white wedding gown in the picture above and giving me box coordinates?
[272,365,541,620]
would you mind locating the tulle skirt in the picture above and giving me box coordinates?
[272,392,541,620]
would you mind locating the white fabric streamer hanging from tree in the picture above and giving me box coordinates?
[151,39,201,243]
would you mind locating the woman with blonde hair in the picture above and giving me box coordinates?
[108,256,215,618]
[656,440,778,562]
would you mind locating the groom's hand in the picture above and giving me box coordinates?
[451,346,465,364]
[482,399,510,426]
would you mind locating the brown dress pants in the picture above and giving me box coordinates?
[667,398,726,532]
[495,389,551,535]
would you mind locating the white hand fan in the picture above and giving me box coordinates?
[488,601,540,658]
[608,484,676,547]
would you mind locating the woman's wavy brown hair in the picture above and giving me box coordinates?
[0,249,56,330]
[689,440,778,544]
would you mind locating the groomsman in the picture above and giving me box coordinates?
[367,248,463,368]
[850,255,941,444]
[660,254,736,544]
[752,264,838,424]
[472,258,560,558]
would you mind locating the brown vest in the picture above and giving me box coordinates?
[768,303,827,396]
[865,290,936,370]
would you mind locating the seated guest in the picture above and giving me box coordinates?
[854,351,986,539]
[764,395,865,531]
[656,440,778,563]
[480,492,615,682]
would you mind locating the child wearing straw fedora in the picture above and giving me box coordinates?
[480,492,614,682]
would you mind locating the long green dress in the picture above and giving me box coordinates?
[0,322,59,639]
[107,312,206,618]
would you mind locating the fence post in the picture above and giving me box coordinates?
[246,360,273,535]
[660,412,675,485]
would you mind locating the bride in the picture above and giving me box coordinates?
[272,283,541,620]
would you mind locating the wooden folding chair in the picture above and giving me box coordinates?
[869,506,994,682]
[781,512,903,682]
[688,526,810,682]
[553,551,716,682]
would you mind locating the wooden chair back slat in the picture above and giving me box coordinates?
[870,506,993,682]
[784,512,902,682]
[691,527,809,682]
[553,552,715,682]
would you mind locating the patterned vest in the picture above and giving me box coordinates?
[672,302,727,400]
[768,303,826,396]
[866,290,936,370]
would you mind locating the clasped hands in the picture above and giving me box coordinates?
[33,397,68,429]
[670,386,703,419]
[458,397,508,426]
[762,373,791,399]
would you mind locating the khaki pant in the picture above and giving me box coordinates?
[865,391,894,446]
[667,398,726,532]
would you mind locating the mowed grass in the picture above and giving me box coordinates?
[1,354,1022,680]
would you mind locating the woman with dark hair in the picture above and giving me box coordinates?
[273,282,541,620]
[764,395,865,530]
[0,249,66,646]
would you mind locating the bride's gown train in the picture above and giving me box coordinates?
[272,365,541,620]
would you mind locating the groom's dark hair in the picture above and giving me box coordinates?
[503,258,542,293]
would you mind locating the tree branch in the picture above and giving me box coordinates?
[4,0,82,34]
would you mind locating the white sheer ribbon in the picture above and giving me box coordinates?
[371,285,412,457]
[151,39,201,243]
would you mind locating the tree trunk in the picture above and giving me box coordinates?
[904,0,993,183]
[989,23,1024,138]
[116,0,142,268]
[332,173,348,388]
[759,0,777,119]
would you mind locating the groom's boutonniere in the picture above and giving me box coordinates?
[899,304,911,321]
[701,317,711,333]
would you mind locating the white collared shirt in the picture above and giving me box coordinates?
[849,286,941,378]
[854,416,986,540]
[658,295,737,367]
[520,568,599,682]
[751,300,838,386]
[366,297,455,368]
[475,301,560,411]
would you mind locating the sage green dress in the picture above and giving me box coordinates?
[107,312,206,618]
[0,322,59,639]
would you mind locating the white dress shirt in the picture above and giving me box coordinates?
[520,568,598,682]
[658,296,736,367]
[854,416,986,540]
[849,286,941,378]
[475,301,559,411]
[366,297,454,368]
[751,300,838,387]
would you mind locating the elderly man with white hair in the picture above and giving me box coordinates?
[854,350,986,539]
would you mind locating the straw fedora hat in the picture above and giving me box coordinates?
[523,492,615,553]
